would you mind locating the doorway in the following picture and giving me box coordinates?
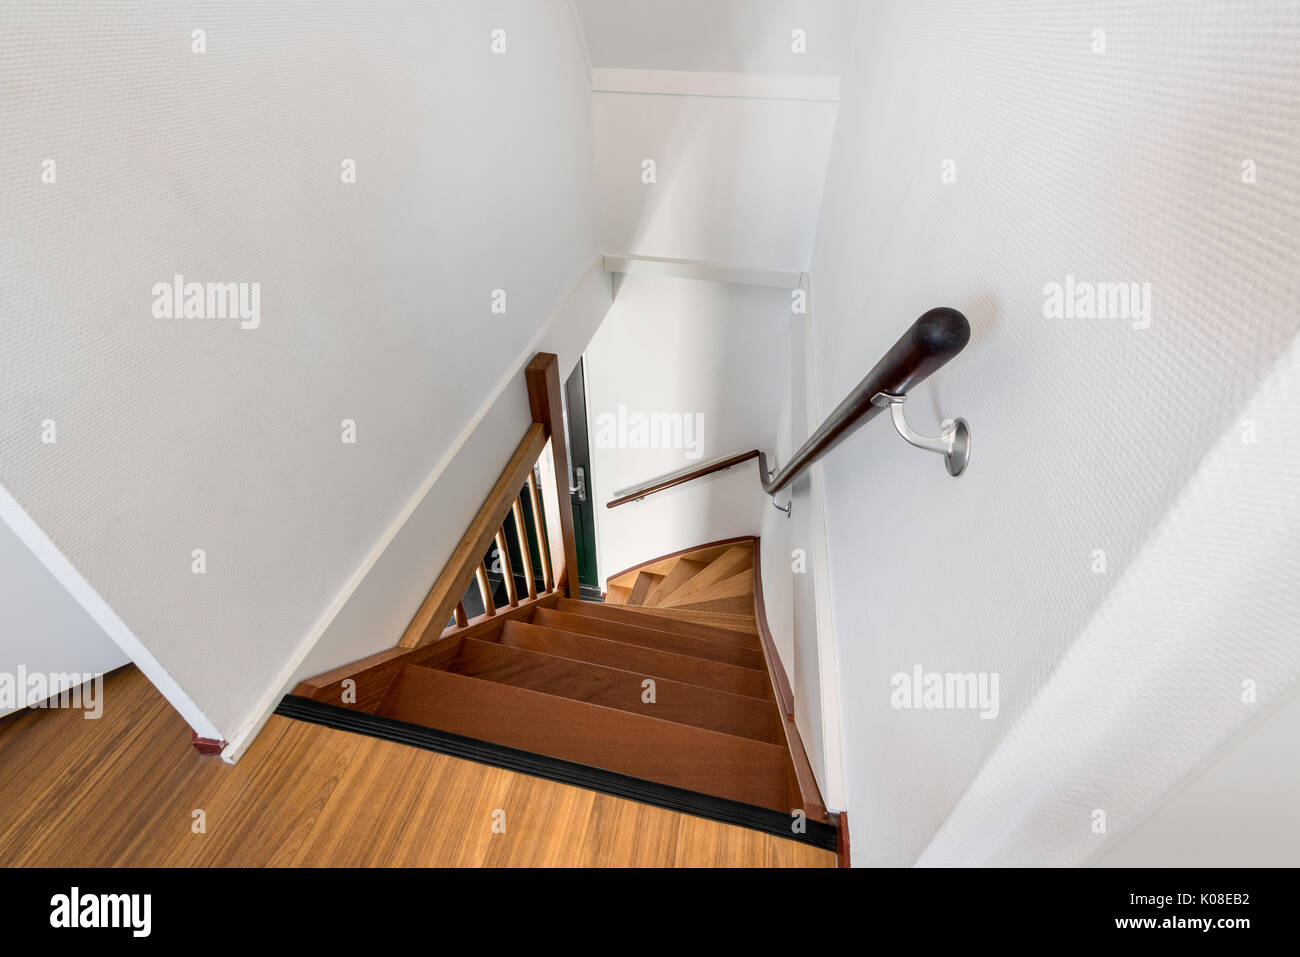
[563,357,602,601]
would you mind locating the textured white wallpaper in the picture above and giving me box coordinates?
[808,0,1300,865]
[0,1,598,738]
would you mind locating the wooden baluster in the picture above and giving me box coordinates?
[397,423,546,649]
[526,353,580,599]
[512,498,537,600]
[527,471,553,592]
[454,601,468,628]
[475,561,496,616]
[495,527,518,607]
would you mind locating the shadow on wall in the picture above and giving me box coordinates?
[919,290,1000,426]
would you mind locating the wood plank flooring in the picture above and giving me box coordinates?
[0,666,833,868]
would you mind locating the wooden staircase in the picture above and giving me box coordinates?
[292,550,823,820]
[285,355,829,845]
[603,541,765,633]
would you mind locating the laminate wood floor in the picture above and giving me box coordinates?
[0,666,834,868]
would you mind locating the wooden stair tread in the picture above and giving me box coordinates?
[606,543,739,592]
[604,584,632,605]
[552,598,760,647]
[643,558,708,606]
[531,607,764,670]
[626,571,663,606]
[614,605,760,635]
[656,545,753,607]
[375,665,789,810]
[497,621,770,699]
[442,638,779,743]
[659,567,754,609]
[665,593,758,616]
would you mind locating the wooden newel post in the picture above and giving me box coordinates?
[526,353,580,599]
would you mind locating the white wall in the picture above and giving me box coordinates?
[0,1,598,746]
[0,508,127,718]
[1095,690,1300,868]
[763,300,847,809]
[584,275,789,579]
[807,0,1300,865]
[292,264,611,690]
[592,91,837,271]
[574,0,855,75]
[758,344,795,671]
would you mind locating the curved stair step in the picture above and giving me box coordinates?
[643,558,708,606]
[657,545,753,607]
[443,637,780,743]
[614,605,760,635]
[374,665,789,810]
[627,571,663,606]
[498,620,770,699]
[532,607,764,669]
[660,567,754,609]
[552,598,760,648]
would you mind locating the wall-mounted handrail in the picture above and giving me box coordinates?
[606,450,761,508]
[606,308,971,509]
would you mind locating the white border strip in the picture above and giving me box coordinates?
[801,276,848,814]
[602,253,803,290]
[0,484,223,740]
[564,0,594,84]
[591,67,840,102]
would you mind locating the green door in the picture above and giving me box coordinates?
[563,357,602,600]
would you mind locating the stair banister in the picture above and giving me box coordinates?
[605,307,972,509]
[398,352,579,649]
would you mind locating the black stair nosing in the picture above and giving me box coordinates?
[275,694,837,852]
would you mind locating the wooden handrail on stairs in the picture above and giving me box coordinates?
[398,353,578,650]
[606,307,971,508]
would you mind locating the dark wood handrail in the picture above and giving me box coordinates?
[606,308,970,508]
[606,450,761,508]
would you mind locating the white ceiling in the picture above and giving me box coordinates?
[572,0,857,76]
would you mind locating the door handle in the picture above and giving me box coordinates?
[569,465,586,504]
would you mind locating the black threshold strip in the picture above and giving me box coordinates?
[275,694,838,852]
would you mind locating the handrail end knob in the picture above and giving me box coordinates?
[913,307,971,357]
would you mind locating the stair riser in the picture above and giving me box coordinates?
[499,621,770,699]
[375,666,790,810]
[444,638,779,743]
[532,608,764,670]
[553,598,759,646]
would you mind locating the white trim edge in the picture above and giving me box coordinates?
[591,68,840,102]
[802,276,848,813]
[0,483,223,741]
[564,0,593,85]
[602,253,803,289]
[219,256,606,763]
